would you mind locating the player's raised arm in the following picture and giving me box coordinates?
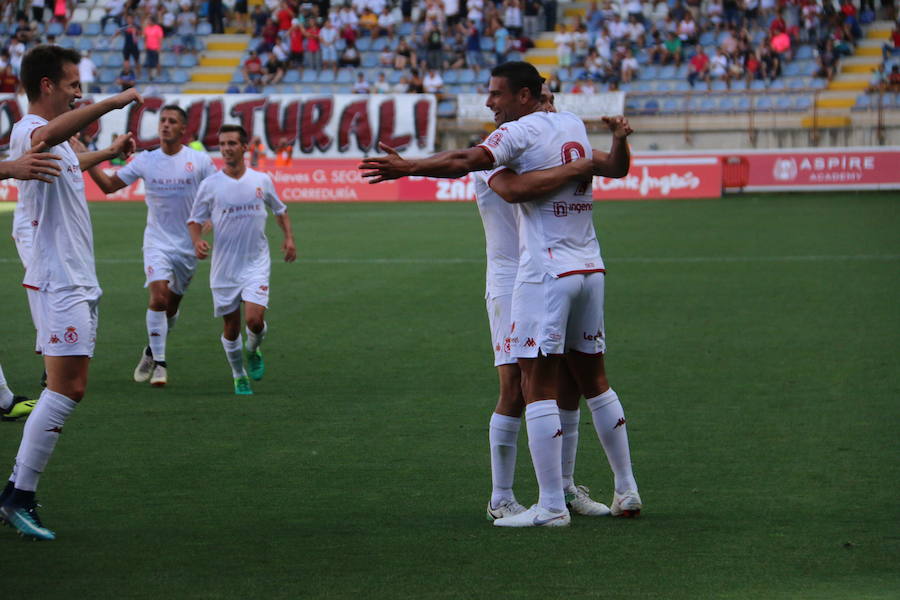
[489,158,595,204]
[359,142,494,182]
[589,116,632,179]
[31,88,143,150]
[0,141,61,182]
[76,133,136,172]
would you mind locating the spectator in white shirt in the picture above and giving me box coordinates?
[423,67,444,93]
[352,71,371,94]
[79,50,99,93]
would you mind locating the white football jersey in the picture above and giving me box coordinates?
[188,168,287,288]
[117,145,216,256]
[11,195,33,265]
[473,167,519,299]
[10,114,98,290]
[478,111,604,283]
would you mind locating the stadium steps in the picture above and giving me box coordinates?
[855,22,892,57]
[527,33,559,75]
[184,34,251,94]
[562,2,590,20]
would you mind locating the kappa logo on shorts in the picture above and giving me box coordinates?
[147,265,155,275]
[48,334,61,344]
[64,326,79,344]
[524,338,536,347]
[185,161,194,172]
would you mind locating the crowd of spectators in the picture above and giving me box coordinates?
[240,0,559,93]
[554,0,883,93]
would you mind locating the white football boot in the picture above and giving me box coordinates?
[493,504,570,528]
[486,498,527,521]
[610,490,642,517]
[565,485,611,516]
[150,363,167,387]
[133,347,154,382]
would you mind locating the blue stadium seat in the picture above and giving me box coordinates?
[643,99,660,114]
[731,79,747,91]
[371,37,388,52]
[795,45,814,60]
[197,22,213,36]
[361,52,378,68]
[698,31,716,46]
[336,85,353,94]
[356,38,372,51]
[641,65,658,79]
[387,70,402,84]
[443,70,458,84]
[47,22,64,37]
[59,37,76,49]
[787,77,805,89]
[718,97,735,111]
[632,81,653,92]
[78,37,94,51]
[755,96,773,110]
[65,23,82,36]
[736,97,751,110]
[558,68,575,82]
[658,65,676,79]
[618,82,632,92]
[283,70,301,83]
[263,85,280,95]
[711,79,728,91]
[99,68,118,83]
[301,70,318,83]
[750,78,767,90]
[437,100,456,118]
[655,81,672,92]
[106,54,124,68]
[625,97,641,113]
[769,78,785,90]
[480,37,495,52]
[795,96,812,110]
[775,95,794,110]
[161,53,177,68]
[171,69,190,84]
[397,22,413,37]
[662,98,682,112]
[318,70,336,83]
[336,69,353,83]
[458,68,476,84]
[674,80,692,91]
[676,64,689,78]
[103,22,118,37]
[699,97,717,112]
[178,54,198,68]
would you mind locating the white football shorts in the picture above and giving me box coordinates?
[486,293,516,367]
[32,285,102,358]
[143,247,197,296]
[211,278,270,317]
[510,271,606,359]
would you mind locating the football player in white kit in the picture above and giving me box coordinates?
[360,61,640,527]
[86,105,217,387]
[1,144,65,422]
[480,84,617,521]
[0,44,142,540]
[187,125,296,396]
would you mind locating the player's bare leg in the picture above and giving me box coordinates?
[243,302,267,381]
[565,350,641,516]
[221,308,251,394]
[487,364,526,520]
[558,359,611,516]
[1,356,88,540]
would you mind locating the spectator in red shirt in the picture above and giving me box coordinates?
[339,22,357,46]
[277,1,294,32]
[304,20,321,71]
[143,16,164,81]
[243,49,263,83]
[289,19,304,68]
[687,47,710,88]
[888,65,900,93]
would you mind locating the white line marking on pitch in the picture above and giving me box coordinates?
[1,255,899,265]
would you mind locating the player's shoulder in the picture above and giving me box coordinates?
[11,114,48,138]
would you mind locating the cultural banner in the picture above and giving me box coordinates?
[0,93,437,158]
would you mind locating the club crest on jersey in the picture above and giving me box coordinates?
[485,132,503,147]
[259,285,269,292]
[64,326,79,344]
[256,187,264,199]
[147,265,155,275]
[185,161,194,172]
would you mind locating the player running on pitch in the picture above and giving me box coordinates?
[86,105,216,387]
[0,44,141,540]
[187,125,296,395]
[360,61,640,527]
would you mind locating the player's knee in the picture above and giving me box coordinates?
[64,384,86,403]
[245,315,264,333]
[148,297,167,312]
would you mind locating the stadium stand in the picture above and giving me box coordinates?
[0,0,897,124]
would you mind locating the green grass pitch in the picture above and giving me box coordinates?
[1,192,898,599]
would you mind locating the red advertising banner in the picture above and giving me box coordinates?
[592,157,722,200]
[741,148,900,190]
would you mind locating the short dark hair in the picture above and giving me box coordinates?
[21,44,82,102]
[161,104,188,124]
[219,124,249,144]
[490,61,543,100]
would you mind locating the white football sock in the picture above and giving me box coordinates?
[559,408,580,492]
[167,310,179,332]
[489,412,520,506]
[525,399,566,512]
[221,335,246,378]
[0,364,12,408]
[245,322,267,353]
[14,389,77,492]
[587,388,638,494]
[146,309,168,362]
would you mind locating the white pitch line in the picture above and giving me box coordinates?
[0,254,899,265]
